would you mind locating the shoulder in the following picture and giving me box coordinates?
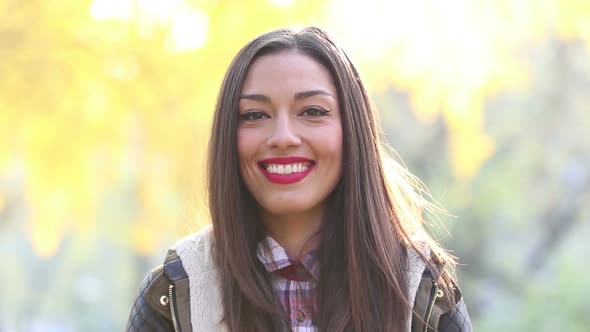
[171,225,216,274]
[172,224,214,252]
[126,264,174,331]
[410,247,473,332]
[126,226,216,332]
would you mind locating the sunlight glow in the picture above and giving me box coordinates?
[90,0,208,53]
[165,8,209,53]
[326,0,532,178]
[90,0,187,22]
[136,0,185,24]
[89,0,133,21]
[269,0,296,6]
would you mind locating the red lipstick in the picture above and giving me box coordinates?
[258,157,315,185]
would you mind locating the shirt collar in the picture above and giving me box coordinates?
[256,236,320,281]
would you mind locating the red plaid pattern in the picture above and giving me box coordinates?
[257,237,319,331]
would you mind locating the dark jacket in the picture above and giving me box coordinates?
[126,248,472,332]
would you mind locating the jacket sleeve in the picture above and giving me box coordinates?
[437,297,472,332]
[126,270,175,332]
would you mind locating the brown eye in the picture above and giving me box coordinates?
[301,107,331,117]
[239,111,269,122]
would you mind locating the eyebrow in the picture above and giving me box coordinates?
[294,89,334,100]
[239,94,271,103]
[239,89,335,103]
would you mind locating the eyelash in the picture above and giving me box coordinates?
[238,107,331,122]
[239,111,269,122]
[301,106,331,117]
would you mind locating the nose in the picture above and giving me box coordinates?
[266,114,301,149]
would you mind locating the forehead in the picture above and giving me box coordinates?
[241,51,337,95]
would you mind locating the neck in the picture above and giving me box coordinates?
[260,206,323,259]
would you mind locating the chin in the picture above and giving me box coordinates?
[262,205,308,216]
[259,199,319,217]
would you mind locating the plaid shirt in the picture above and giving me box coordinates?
[257,236,319,332]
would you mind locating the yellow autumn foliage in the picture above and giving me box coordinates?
[0,0,588,256]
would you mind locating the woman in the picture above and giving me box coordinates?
[127,26,471,332]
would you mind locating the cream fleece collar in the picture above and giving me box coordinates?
[173,226,428,332]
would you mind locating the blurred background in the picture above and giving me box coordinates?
[1,0,589,331]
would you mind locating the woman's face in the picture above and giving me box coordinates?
[237,51,343,220]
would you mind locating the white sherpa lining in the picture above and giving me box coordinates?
[173,226,428,332]
[173,227,228,332]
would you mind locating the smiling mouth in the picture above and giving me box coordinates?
[257,158,316,184]
[260,161,315,175]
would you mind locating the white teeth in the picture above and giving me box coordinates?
[264,162,311,175]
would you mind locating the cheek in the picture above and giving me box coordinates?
[326,129,343,178]
[319,128,343,160]
[237,129,256,161]
[237,129,265,181]
[334,129,343,157]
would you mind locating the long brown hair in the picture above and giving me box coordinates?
[207,26,456,331]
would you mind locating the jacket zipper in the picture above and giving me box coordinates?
[422,280,438,332]
[169,284,181,332]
